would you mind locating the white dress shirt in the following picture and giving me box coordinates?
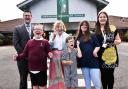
[49,32,69,50]
[25,24,32,39]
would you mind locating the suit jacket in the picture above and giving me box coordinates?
[13,24,34,53]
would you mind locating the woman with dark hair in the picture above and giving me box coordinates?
[95,11,121,89]
[76,20,101,89]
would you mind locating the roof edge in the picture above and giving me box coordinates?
[97,0,109,5]
[17,0,109,11]
[96,0,109,11]
[17,0,33,10]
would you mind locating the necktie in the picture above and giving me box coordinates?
[26,24,31,39]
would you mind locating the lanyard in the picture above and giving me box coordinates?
[101,30,106,44]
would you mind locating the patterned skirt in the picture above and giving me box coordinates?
[48,50,66,89]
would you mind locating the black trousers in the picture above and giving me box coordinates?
[100,68,115,89]
[17,60,28,89]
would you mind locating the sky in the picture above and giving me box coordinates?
[103,0,128,17]
[0,0,128,21]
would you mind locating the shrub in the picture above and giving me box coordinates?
[0,39,3,45]
[0,33,4,45]
[0,33,4,39]
[124,31,128,42]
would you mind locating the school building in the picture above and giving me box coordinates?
[1,0,128,45]
[16,0,109,88]
[17,0,108,39]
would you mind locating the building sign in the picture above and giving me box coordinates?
[41,0,86,22]
[57,0,69,22]
[41,14,85,18]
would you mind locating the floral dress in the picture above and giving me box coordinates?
[96,26,119,69]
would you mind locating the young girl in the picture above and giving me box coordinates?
[76,20,101,89]
[95,11,121,89]
[13,24,53,89]
[49,20,69,89]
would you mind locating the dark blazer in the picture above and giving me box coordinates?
[13,24,33,53]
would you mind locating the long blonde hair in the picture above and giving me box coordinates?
[52,20,66,31]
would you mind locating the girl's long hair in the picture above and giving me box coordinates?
[95,11,110,35]
[76,20,91,42]
[52,20,66,31]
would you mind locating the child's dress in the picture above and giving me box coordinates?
[48,50,66,89]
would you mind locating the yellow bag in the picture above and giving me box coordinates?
[102,46,117,65]
[102,25,117,65]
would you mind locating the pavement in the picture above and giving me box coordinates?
[0,42,128,89]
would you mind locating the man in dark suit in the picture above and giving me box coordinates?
[13,10,33,89]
